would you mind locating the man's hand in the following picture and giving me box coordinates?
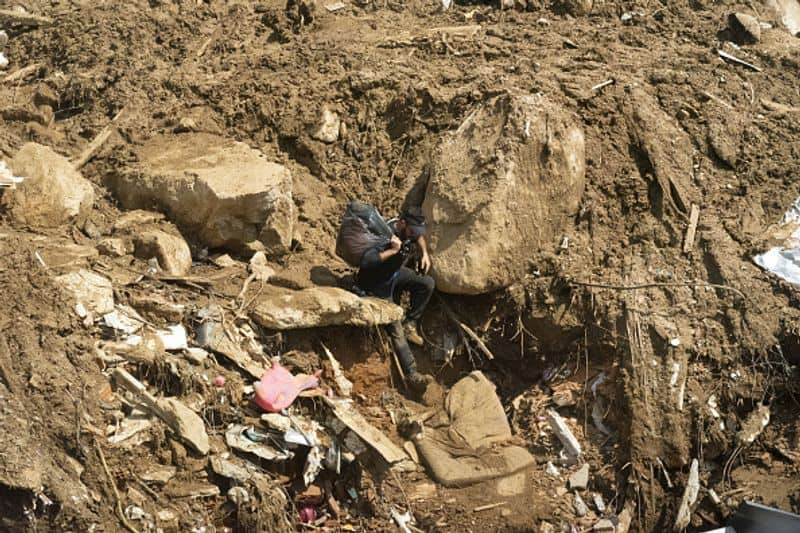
[377,235,402,263]
[420,251,431,274]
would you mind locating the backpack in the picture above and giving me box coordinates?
[335,200,394,267]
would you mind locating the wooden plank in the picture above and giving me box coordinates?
[683,204,700,254]
[3,63,42,83]
[324,397,407,463]
[72,107,129,169]
[0,9,53,27]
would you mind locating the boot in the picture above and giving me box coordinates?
[403,320,424,346]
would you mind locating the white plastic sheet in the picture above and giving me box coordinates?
[753,196,800,285]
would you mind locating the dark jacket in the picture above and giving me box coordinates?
[356,222,417,297]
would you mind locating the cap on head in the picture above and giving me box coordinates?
[400,206,426,237]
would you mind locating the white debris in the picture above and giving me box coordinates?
[754,196,800,285]
[391,508,415,533]
[674,459,700,531]
[669,362,681,387]
[303,446,325,486]
[227,486,250,505]
[574,493,588,517]
[0,160,24,188]
[102,305,145,335]
[155,324,188,351]
[590,372,606,397]
[322,343,353,397]
[546,409,582,457]
[545,461,560,477]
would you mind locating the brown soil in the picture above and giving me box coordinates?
[2,0,800,532]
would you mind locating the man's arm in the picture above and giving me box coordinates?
[417,235,431,274]
[360,236,402,268]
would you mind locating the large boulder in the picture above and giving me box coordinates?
[251,286,403,330]
[108,133,295,254]
[422,92,586,295]
[1,143,94,226]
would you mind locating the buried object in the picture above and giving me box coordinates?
[414,371,535,486]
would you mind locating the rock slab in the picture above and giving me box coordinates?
[250,286,403,330]
[423,92,586,294]
[109,133,295,254]
[569,463,590,491]
[2,143,94,226]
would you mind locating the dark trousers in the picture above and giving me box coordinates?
[385,267,435,375]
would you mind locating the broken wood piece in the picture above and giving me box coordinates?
[3,62,42,83]
[591,79,615,91]
[321,343,353,397]
[324,397,407,463]
[112,368,210,455]
[424,24,481,37]
[473,501,506,512]
[701,90,733,110]
[439,300,495,360]
[0,9,54,27]
[546,409,582,457]
[673,458,699,531]
[717,49,762,72]
[72,107,129,169]
[683,204,700,254]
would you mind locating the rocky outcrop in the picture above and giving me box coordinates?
[108,133,295,254]
[1,143,94,226]
[422,92,586,295]
[251,286,403,330]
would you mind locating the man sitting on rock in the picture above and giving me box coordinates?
[356,206,435,390]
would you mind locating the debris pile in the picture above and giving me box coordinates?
[1,1,800,532]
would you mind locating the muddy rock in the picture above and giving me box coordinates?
[97,237,132,257]
[309,106,340,143]
[423,91,586,294]
[55,269,115,314]
[250,286,403,329]
[624,87,695,216]
[560,0,593,16]
[134,230,192,276]
[109,133,295,254]
[1,143,94,227]
[708,123,738,168]
[569,463,590,491]
[729,12,761,43]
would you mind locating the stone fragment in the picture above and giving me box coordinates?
[574,493,588,517]
[55,269,114,315]
[158,398,210,455]
[251,286,403,330]
[109,133,295,254]
[310,106,340,143]
[423,91,585,294]
[569,463,590,491]
[729,12,761,43]
[97,237,132,257]
[2,143,94,226]
[133,230,192,276]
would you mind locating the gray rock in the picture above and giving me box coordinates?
[250,286,403,330]
[574,493,588,517]
[569,463,590,491]
[730,12,761,43]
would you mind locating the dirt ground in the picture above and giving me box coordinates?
[2,0,800,531]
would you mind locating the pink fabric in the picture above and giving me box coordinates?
[254,360,321,412]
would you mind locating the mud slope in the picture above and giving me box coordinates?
[1,0,800,531]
